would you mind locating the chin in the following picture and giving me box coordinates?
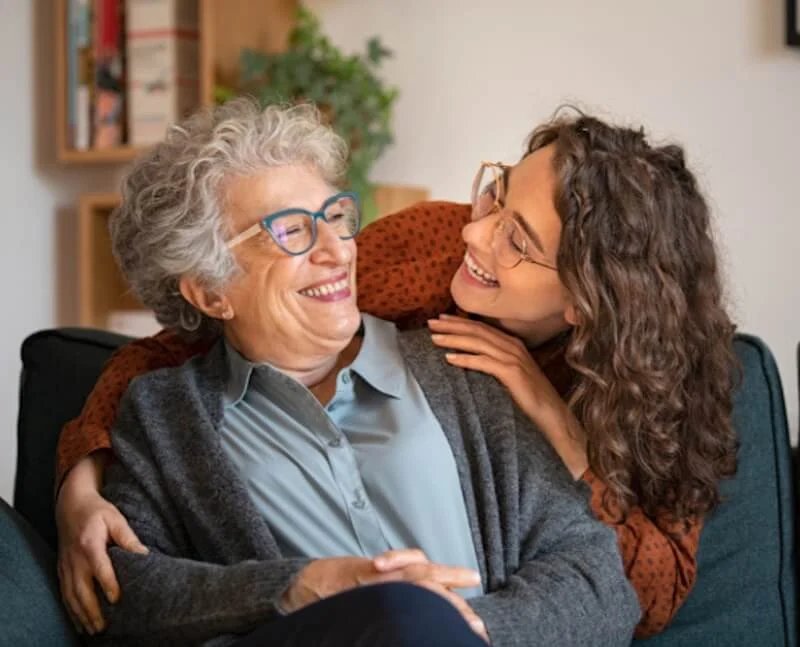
[330,304,362,338]
[450,273,486,317]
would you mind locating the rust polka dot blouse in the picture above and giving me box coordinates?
[56,200,701,638]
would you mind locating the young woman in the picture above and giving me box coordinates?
[54,110,737,640]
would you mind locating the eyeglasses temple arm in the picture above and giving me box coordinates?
[227,222,262,249]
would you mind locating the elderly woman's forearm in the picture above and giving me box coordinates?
[102,548,312,644]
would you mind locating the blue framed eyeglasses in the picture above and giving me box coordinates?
[226,191,361,256]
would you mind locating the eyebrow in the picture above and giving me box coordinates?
[503,165,546,254]
[511,211,546,254]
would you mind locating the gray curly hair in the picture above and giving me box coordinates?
[110,97,349,339]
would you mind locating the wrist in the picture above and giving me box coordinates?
[58,451,111,506]
[281,561,318,613]
[538,402,589,479]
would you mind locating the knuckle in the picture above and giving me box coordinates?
[510,364,527,380]
[78,533,96,551]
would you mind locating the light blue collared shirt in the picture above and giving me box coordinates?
[219,314,481,597]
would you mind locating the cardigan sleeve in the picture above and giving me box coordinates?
[97,376,311,645]
[465,421,641,646]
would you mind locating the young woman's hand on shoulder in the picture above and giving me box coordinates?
[429,315,588,478]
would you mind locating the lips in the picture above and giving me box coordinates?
[298,273,352,301]
[463,252,499,286]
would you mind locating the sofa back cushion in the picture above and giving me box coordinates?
[15,328,130,550]
[636,334,796,647]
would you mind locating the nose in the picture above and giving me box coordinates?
[462,211,497,256]
[308,220,353,265]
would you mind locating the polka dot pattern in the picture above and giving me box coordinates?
[55,199,700,638]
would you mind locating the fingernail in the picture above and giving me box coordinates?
[374,557,386,568]
[105,589,116,603]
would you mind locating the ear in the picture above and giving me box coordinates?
[564,302,578,326]
[179,276,233,321]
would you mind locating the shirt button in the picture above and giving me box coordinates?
[352,489,367,509]
[341,372,351,384]
[328,437,342,448]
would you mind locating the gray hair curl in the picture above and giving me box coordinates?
[110,97,349,339]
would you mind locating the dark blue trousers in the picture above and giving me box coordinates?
[235,582,488,647]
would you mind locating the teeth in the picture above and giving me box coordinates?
[464,254,498,285]
[299,278,350,298]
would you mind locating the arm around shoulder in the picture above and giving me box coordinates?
[583,469,702,638]
[55,330,208,491]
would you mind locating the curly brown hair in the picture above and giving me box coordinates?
[525,111,739,522]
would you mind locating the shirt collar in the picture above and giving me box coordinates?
[349,313,404,399]
[223,313,405,407]
[223,339,257,407]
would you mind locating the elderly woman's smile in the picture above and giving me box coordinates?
[298,272,352,301]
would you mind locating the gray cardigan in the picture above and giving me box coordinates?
[98,329,640,647]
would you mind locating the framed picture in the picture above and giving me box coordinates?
[789,0,800,46]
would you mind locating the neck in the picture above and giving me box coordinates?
[226,331,363,406]
[494,312,571,349]
[226,330,362,389]
[281,354,342,388]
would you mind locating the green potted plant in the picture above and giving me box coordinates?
[218,5,399,225]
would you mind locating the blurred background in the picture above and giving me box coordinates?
[0,0,798,500]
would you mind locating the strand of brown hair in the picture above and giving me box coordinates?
[526,110,739,523]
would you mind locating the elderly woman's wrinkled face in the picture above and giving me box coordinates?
[221,165,360,367]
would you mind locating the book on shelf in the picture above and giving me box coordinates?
[93,0,126,149]
[64,0,199,153]
[71,0,93,150]
[126,0,200,146]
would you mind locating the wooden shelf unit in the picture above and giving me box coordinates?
[78,193,140,328]
[55,0,298,164]
[78,185,430,331]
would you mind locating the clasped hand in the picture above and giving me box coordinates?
[283,548,488,642]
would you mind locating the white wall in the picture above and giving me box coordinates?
[0,0,116,500]
[309,0,800,434]
[0,0,797,501]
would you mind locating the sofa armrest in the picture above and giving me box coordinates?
[0,497,81,646]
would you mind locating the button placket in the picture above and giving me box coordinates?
[351,488,367,510]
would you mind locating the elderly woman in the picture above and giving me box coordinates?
[84,98,639,646]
